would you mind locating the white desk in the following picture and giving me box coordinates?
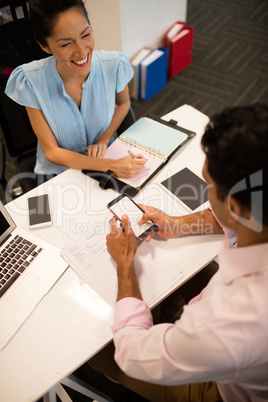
[0,105,224,402]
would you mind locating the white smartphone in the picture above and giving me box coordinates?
[28,194,52,229]
[107,194,157,240]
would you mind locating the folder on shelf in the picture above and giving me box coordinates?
[166,21,194,77]
[140,47,168,101]
[82,115,195,197]
[130,48,151,101]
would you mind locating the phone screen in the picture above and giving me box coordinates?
[28,194,52,228]
[108,194,156,239]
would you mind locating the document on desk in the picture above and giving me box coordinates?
[61,234,183,307]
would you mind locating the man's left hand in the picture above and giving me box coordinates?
[106,215,137,267]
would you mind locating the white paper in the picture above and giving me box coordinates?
[62,234,183,307]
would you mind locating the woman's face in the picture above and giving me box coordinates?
[41,8,95,78]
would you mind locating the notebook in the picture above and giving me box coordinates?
[0,200,68,350]
[103,116,195,188]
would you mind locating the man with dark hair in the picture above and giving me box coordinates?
[201,104,268,227]
[91,104,268,401]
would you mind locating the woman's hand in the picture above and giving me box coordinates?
[112,154,147,178]
[87,144,107,158]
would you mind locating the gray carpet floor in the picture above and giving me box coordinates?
[1,0,268,400]
[132,0,268,121]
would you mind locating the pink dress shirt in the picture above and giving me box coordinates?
[112,240,268,402]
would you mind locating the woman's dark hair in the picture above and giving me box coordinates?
[28,0,90,46]
[201,103,268,226]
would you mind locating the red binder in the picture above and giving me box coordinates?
[166,21,194,78]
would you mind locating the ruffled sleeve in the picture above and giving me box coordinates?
[5,65,41,110]
[116,52,134,93]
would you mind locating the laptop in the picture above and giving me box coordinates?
[0,200,68,350]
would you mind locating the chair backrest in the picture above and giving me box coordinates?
[0,142,7,189]
[0,0,28,21]
[0,81,37,157]
[117,106,136,136]
[0,17,48,157]
[0,17,47,68]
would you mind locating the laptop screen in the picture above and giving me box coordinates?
[0,212,9,235]
[0,202,16,246]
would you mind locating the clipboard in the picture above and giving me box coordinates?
[82,115,196,197]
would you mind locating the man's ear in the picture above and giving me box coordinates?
[228,195,262,233]
[228,196,251,223]
[38,42,52,54]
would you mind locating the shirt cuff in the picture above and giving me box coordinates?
[112,297,153,332]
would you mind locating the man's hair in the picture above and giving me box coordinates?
[201,104,268,226]
[28,0,90,47]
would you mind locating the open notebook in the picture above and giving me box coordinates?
[83,116,195,195]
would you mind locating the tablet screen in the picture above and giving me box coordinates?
[161,168,208,210]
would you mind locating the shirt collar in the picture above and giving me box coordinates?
[51,55,94,89]
[219,240,268,284]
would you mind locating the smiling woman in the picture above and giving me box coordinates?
[4,0,146,181]
[39,9,95,80]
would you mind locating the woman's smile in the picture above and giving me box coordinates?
[72,54,89,66]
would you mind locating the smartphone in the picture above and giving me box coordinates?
[107,194,157,240]
[28,194,52,229]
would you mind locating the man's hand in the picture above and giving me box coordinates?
[106,215,137,267]
[138,204,179,242]
[106,215,142,301]
[138,205,224,240]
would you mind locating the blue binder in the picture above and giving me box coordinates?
[140,47,168,101]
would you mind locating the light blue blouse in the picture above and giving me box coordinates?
[5,51,134,175]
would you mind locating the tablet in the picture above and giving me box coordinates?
[160,168,208,211]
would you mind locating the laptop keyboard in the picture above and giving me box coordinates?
[0,235,43,298]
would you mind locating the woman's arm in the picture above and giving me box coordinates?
[96,84,130,146]
[26,106,146,177]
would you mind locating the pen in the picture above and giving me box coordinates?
[128,149,137,159]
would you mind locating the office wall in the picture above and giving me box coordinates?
[119,0,187,58]
[85,0,122,53]
[85,0,187,58]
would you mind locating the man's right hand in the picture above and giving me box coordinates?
[138,204,178,242]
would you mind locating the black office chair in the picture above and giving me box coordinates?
[0,17,48,198]
[0,142,7,190]
[0,17,47,67]
[117,106,136,136]
[0,0,28,21]
[0,85,37,197]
